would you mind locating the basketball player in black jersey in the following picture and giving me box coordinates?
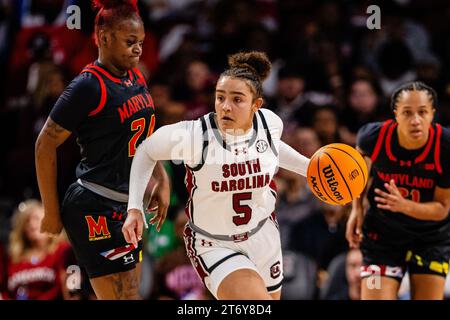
[346,82,450,299]
[35,0,170,299]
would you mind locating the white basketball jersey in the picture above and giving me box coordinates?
[184,109,281,235]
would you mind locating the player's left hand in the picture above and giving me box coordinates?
[374,179,406,212]
[147,180,170,232]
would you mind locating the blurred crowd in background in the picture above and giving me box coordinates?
[1,0,450,300]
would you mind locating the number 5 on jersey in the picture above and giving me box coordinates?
[128,115,155,157]
[233,192,252,226]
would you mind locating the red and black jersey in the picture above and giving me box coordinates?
[50,61,155,193]
[357,120,450,238]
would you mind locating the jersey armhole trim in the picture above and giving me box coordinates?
[435,124,443,174]
[414,125,435,164]
[385,121,398,161]
[186,116,209,171]
[370,119,393,162]
[257,110,278,156]
[133,67,148,88]
[88,65,122,83]
[81,69,107,117]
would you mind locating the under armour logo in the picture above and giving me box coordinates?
[400,160,412,167]
[112,212,123,220]
[123,254,135,265]
[234,147,248,155]
[200,239,213,247]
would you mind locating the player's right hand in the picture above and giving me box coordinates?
[346,208,363,248]
[122,208,144,248]
[40,214,63,236]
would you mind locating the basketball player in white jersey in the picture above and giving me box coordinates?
[123,51,310,299]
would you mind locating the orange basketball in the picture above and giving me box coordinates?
[307,143,368,205]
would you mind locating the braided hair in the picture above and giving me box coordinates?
[390,81,437,110]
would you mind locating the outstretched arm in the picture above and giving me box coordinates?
[35,118,72,235]
[278,141,310,177]
[123,121,198,247]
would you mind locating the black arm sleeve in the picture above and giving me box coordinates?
[356,122,383,157]
[49,72,100,132]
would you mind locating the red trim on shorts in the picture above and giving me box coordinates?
[81,69,107,117]
[270,211,277,221]
[361,264,404,279]
[184,166,196,220]
[183,225,208,283]
[435,124,443,174]
[370,120,392,162]
[414,125,435,164]
[269,211,279,230]
[385,121,398,161]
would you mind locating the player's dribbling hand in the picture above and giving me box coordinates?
[148,181,170,232]
[374,179,405,213]
[40,214,63,236]
[346,208,363,248]
[122,208,144,248]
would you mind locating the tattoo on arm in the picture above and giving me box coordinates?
[43,119,67,139]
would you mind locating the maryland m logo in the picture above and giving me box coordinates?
[85,216,111,241]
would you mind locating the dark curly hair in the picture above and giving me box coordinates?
[220,51,271,99]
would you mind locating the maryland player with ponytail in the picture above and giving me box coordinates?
[35,0,170,299]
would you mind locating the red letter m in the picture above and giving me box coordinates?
[85,216,110,239]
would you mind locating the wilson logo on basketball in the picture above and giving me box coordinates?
[322,164,344,201]
[307,143,368,205]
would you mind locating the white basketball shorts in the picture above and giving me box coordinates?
[183,217,283,299]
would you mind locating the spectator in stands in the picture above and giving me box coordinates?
[6,199,70,300]
[345,248,362,300]
[340,78,388,146]
[311,105,343,146]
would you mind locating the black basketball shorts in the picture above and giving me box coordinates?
[360,213,450,281]
[61,183,142,278]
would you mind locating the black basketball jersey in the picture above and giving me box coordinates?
[357,120,450,237]
[50,61,155,193]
